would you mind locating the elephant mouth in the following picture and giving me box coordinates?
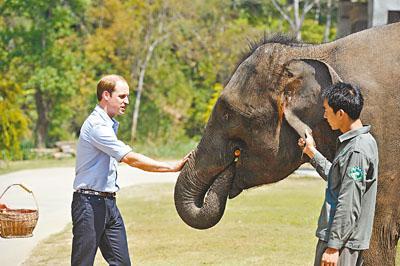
[218,155,245,200]
[198,162,237,206]
[228,175,243,199]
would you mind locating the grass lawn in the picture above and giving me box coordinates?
[26,176,327,265]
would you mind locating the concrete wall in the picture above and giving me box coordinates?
[369,0,400,27]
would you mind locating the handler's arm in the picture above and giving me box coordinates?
[299,131,332,181]
[310,150,332,181]
[327,151,369,249]
[121,151,190,172]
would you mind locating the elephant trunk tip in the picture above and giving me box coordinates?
[174,164,236,229]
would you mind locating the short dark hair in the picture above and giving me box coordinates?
[97,74,127,101]
[322,82,364,120]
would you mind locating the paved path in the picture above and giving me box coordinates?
[0,165,318,266]
[0,165,179,266]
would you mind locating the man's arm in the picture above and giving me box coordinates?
[121,151,190,172]
[298,131,332,181]
[89,124,191,172]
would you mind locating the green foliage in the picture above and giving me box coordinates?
[0,0,338,159]
[1,0,89,147]
[0,79,28,160]
[204,83,224,123]
[171,2,265,137]
[302,19,336,43]
[133,138,197,160]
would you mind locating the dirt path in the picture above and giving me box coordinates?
[0,165,179,266]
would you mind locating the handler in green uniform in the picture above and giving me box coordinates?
[298,82,378,266]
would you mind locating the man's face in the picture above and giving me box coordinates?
[323,99,341,130]
[106,81,130,117]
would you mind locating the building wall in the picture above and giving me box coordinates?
[337,0,368,38]
[369,0,400,27]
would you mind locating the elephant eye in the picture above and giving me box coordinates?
[223,113,229,120]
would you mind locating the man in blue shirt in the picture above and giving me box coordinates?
[299,82,378,266]
[72,74,190,266]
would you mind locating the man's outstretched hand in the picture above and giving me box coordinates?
[121,150,193,172]
[170,151,192,172]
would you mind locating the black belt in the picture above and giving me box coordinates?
[76,189,116,198]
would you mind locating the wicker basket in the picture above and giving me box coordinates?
[0,184,39,238]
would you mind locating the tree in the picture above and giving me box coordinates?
[1,0,89,148]
[129,1,172,143]
[272,0,318,40]
[84,0,210,143]
[0,12,28,159]
[84,0,171,143]
[323,0,333,42]
[0,78,28,160]
[0,0,338,156]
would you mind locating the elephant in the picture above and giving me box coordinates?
[174,22,400,265]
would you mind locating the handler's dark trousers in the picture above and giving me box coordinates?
[71,192,131,266]
[314,239,363,266]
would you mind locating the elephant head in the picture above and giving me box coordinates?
[174,36,342,229]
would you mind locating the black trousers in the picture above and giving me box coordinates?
[71,192,131,266]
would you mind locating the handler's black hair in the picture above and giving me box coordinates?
[322,82,364,120]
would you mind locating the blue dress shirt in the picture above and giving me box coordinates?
[74,105,132,192]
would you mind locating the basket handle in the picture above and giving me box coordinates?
[0,184,39,212]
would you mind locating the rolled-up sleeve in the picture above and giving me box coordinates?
[310,150,332,181]
[89,124,132,162]
[327,151,369,249]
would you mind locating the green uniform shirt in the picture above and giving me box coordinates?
[310,125,378,250]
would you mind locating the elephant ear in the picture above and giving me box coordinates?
[319,60,342,85]
[280,59,342,137]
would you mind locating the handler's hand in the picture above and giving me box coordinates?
[298,130,317,159]
[321,247,339,266]
[170,151,192,172]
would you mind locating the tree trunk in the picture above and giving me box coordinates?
[34,29,49,148]
[130,65,146,143]
[294,0,302,41]
[272,0,317,41]
[314,0,320,21]
[130,40,157,143]
[130,35,168,143]
[323,0,332,42]
[34,89,49,148]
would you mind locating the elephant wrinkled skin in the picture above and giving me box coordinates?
[174,23,400,265]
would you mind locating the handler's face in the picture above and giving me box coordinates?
[323,99,341,131]
[107,81,130,117]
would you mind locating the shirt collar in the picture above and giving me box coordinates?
[338,125,371,143]
[94,105,119,129]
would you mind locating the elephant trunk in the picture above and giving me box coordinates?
[174,154,235,229]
